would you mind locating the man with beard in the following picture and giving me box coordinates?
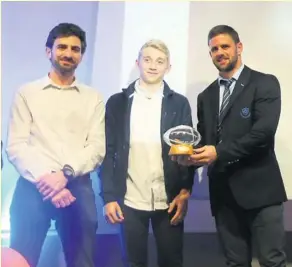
[175,25,287,266]
[6,23,105,267]
[100,39,194,267]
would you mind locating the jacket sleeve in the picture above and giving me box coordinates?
[216,74,281,163]
[99,96,117,204]
[180,97,196,191]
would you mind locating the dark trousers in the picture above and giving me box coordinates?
[119,204,184,267]
[9,176,98,267]
[214,186,286,267]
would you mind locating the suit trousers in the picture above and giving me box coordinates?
[214,184,286,267]
[9,176,98,267]
[119,204,184,267]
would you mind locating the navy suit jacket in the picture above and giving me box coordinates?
[197,66,287,214]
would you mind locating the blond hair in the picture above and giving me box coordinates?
[138,39,170,61]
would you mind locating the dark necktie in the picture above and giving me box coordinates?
[219,78,235,117]
[217,78,235,144]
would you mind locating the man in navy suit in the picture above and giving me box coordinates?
[176,25,287,267]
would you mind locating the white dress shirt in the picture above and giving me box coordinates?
[124,80,169,211]
[6,75,105,183]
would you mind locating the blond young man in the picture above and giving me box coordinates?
[100,40,195,267]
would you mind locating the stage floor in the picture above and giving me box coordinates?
[2,232,292,267]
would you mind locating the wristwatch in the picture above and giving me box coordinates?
[62,164,75,181]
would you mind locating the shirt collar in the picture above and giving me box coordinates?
[41,74,80,92]
[218,63,245,86]
[132,79,164,99]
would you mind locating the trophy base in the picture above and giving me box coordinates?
[168,144,193,156]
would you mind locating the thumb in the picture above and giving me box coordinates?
[168,199,176,213]
[116,203,124,219]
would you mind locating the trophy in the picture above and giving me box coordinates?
[163,125,201,155]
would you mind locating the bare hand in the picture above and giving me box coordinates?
[104,201,124,224]
[51,188,76,208]
[191,145,217,165]
[168,189,190,225]
[36,171,68,200]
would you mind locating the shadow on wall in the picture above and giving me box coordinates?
[186,81,210,200]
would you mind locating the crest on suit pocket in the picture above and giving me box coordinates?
[240,107,251,118]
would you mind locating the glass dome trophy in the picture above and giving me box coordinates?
[163,125,201,155]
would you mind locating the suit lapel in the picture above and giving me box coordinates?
[219,66,251,125]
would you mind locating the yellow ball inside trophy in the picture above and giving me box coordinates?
[163,125,201,156]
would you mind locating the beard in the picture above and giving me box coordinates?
[51,58,78,75]
[214,54,238,73]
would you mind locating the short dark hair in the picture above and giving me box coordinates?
[208,25,240,45]
[46,23,87,54]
